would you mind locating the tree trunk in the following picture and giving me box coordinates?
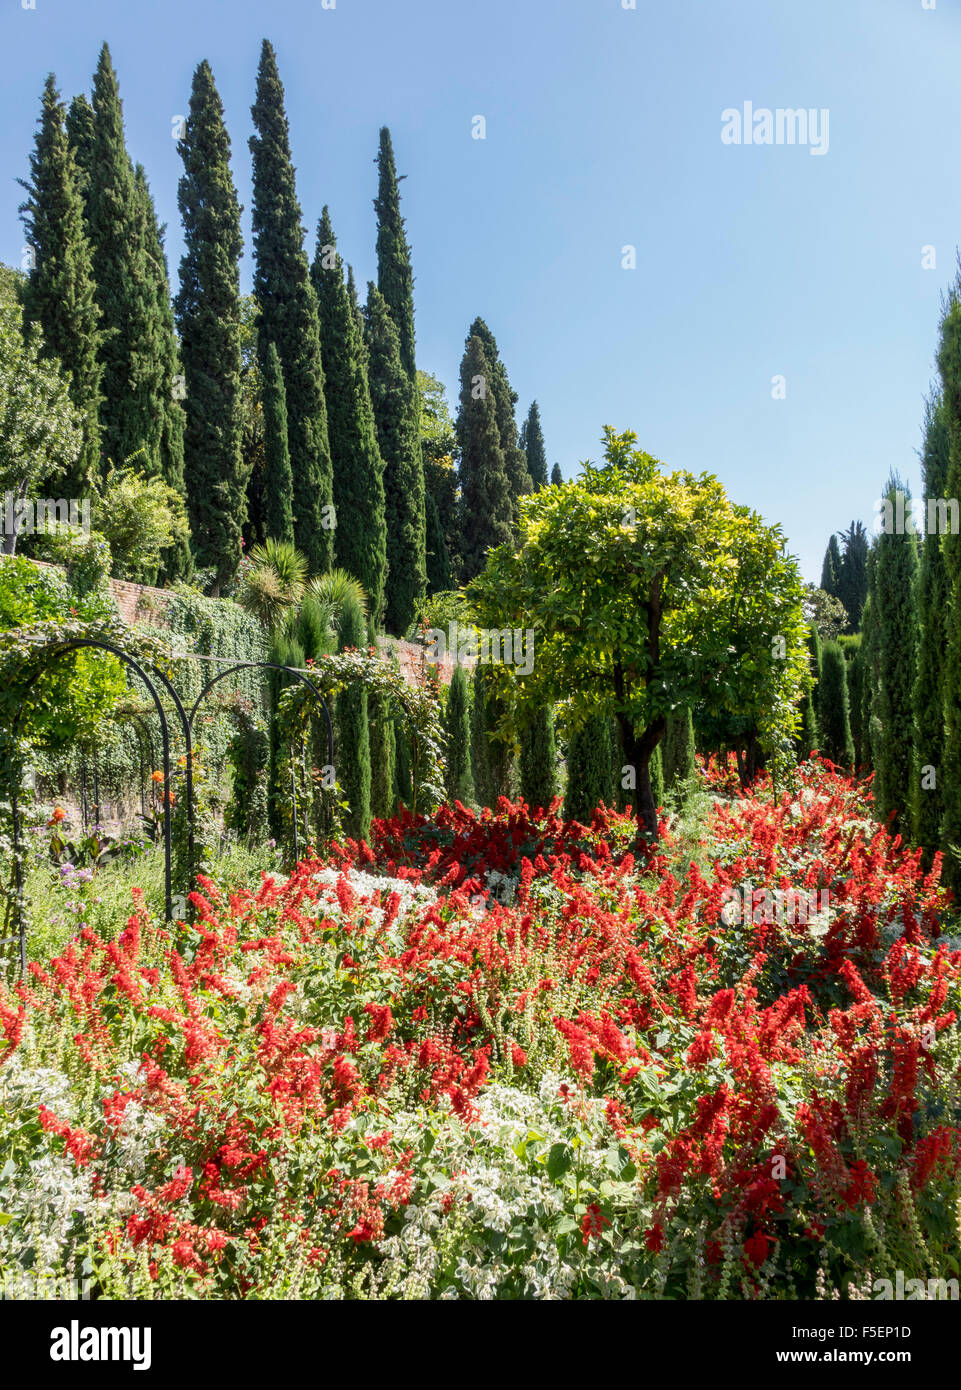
[617,712,666,840]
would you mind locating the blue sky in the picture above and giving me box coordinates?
[2,0,959,580]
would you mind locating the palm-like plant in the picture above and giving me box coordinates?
[306,569,369,641]
[238,539,308,630]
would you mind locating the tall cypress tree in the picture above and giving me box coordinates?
[846,642,865,770]
[175,60,245,590]
[19,74,101,493]
[374,127,416,382]
[522,400,548,491]
[817,642,855,766]
[249,40,333,572]
[369,689,396,820]
[520,703,559,813]
[796,624,821,759]
[470,665,513,807]
[260,342,294,544]
[860,553,881,774]
[469,317,532,516]
[82,45,170,478]
[457,334,512,581]
[913,393,950,859]
[563,715,614,822]
[312,211,387,624]
[364,283,426,633]
[837,521,870,632]
[936,277,961,879]
[64,94,95,198]
[336,592,371,842]
[820,534,841,597]
[444,665,473,805]
[425,490,452,594]
[550,462,563,487]
[874,476,920,836]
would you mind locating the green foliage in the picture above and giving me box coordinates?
[470,664,514,808]
[519,701,558,813]
[836,521,870,634]
[93,466,189,581]
[805,584,848,642]
[374,128,417,383]
[175,60,246,590]
[369,689,396,820]
[469,318,532,518]
[312,212,387,624]
[913,393,950,862]
[259,341,294,546]
[820,533,841,597]
[364,284,426,635]
[249,40,333,573]
[817,641,855,767]
[420,370,461,584]
[845,638,866,770]
[425,490,452,595]
[444,664,472,805]
[457,334,512,583]
[936,271,961,881]
[471,428,808,836]
[873,477,919,835]
[0,270,83,533]
[336,592,371,842]
[550,463,562,486]
[0,565,125,750]
[795,624,821,760]
[521,400,548,491]
[224,713,270,848]
[563,714,613,822]
[237,539,307,631]
[18,74,101,493]
[661,707,695,790]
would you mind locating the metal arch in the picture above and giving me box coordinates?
[186,661,334,765]
[187,661,335,864]
[7,638,192,973]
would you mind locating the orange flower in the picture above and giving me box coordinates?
[151,770,165,784]
[47,807,66,826]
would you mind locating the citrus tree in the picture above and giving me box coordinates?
[470,427,809,836]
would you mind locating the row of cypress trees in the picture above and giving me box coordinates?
[18,41,435,628]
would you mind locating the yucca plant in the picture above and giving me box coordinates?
[305,569,369,642]
[238,539,308,630]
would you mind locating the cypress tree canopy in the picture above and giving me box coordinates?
[312,211,387,626]
[913,392,950,860]
[374,127,416,382]
[873,476,920,836]
[469,317,532,514]
[457,334,512,582]
[259,341,294,546]
[522,400,548,491]
[175,59,246,590]
[364,282,426,634]
[249,39,333,573]
[19,74,101,493]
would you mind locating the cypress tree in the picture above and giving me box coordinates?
[796,624,822,759]
[64,94,95,198]
[312,212,387,623]
[522,400,548,491]
[860,555,881,774]
[369,690,396,820]
[519,703,558,813]
[260,342,294,544]
[425,490,452,594]
[470,665,513,807]
[820,534,841,597]
[394,712,412,807]
[82,46,171,479]
[847,641,865,770]
[19,74,101,493]
[817,642,855,766]
[444,665,473,804]
[550,462,563,487]
[457,334,512,581]
[469,317,532,516]
[874,476,920,835]
[374,127,416,382]
[913,393,950,858]
[175,60,245,590]
[249,40,333,572]
[936,277,961,878]
[563,715,614,823]
[837,521,870,632]
[364,283,426,632]
[335,592,371,842]
[661,707,696,790]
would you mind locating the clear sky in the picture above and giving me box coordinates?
[2,0,959,580]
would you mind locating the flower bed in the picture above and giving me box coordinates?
[1,761,959,1300]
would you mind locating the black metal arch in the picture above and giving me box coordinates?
[4,647,336,976]
[187,661,334,864]
[7,638,192,973]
